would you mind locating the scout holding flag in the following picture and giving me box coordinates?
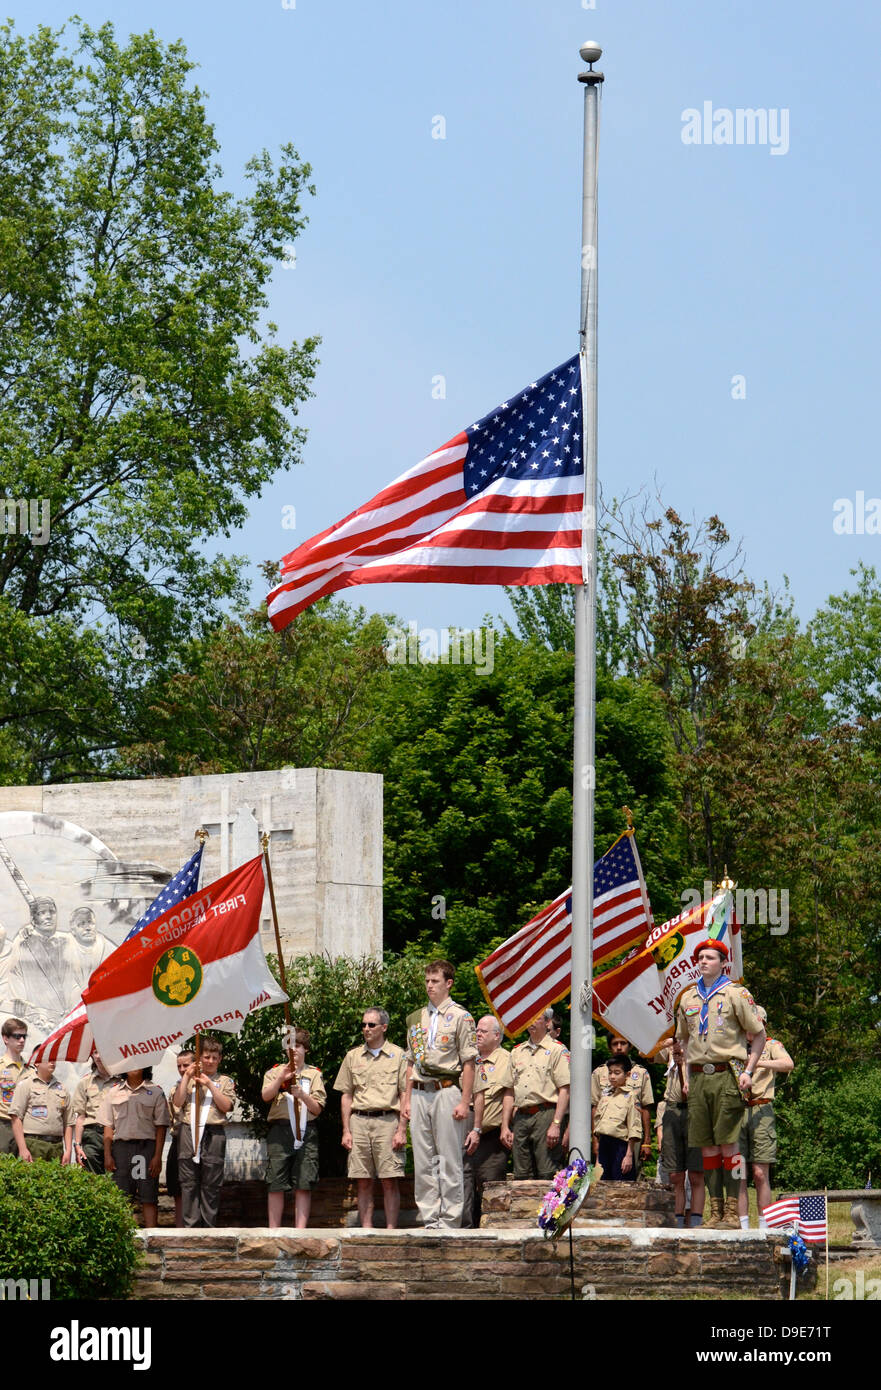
[674,938,766,1229]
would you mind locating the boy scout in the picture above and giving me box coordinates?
[0,1017,31,1154]
[333,1007,407,1229]
[463,1014,514,1226]
[100,1066,169,1227]
[736,1007,793,1227]
[70,1054,115,1172]
[10,1058,71,1162]
[173,1037,235,1227]
[674,939,765,1229]
[402,959,478,1228]
[510,1007,570,1180]
[263,1027,326,1229]
[657,1043,705,1227]
[591,1033,654,1166]
[165,1048,194,1226]
[594,1057,642,1180]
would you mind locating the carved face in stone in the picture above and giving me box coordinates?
[69,908,97,945]
[29,899,58,937]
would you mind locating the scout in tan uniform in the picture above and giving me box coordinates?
[263,1027,326,1228]
[510,1006,570,1180]
[594,1057,642,1180]
[591,1033,654,1166]
[165,1049,194,1225]
[70,1054,115,1173]
[736,1006,793,1227]
[100,1066,169,1227]
[0,1017,31,1154]
[402,958,477,1228]
[657,1044,705,1226]
[674,938,765,1229]
[333,1007,407,1228]
[10,1059,71,1162]
[462,1015,514,1226]
[173,1037,235,1228]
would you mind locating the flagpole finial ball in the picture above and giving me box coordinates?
[579,41,602,65]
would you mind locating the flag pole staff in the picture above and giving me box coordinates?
[261,832,301,1141]
[192,827,209,1142]
[569,40,604,1164]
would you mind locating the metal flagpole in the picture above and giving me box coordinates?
[568,40,604,1163]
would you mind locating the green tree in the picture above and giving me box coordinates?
[0,19,318,780]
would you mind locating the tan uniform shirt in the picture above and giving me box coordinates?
[675,981,763,1065]
[659,1045,686,1105]
[71,1072,115,1125]
[98,1079,170,1140]
[264,1063,327,1124]
[176,1073,236,1127]
[595,1087,642,1142]
[405,998,478,1081]
[591,1060,654,1107]
[11,1074,70,1136]
[473,1046,515,1131]
[510,1037,570,1108]
[333,1042,407,1112]
[750,1038,792,1102]
[0,1051,31,1120]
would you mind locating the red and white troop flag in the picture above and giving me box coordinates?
[267,357,584,630]
[592,887,743,1056]
[81,856,287,1074]
[475,828,653,1038]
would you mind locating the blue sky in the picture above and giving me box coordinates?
[20,0,881,635]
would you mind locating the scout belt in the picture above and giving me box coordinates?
[412,1078,459,1091]
[689,1063,728,1074]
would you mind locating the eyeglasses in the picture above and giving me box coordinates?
[9,1033,27,1040]
[361,1021,379,1028]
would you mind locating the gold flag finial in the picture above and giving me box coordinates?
[622,805,634,831]
[717,864,736,892]
[195,826,209,847]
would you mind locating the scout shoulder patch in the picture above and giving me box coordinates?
[739,989,756,1006]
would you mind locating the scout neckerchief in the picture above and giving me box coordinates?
[696,973,730,1037]
[284,1073,310,1150]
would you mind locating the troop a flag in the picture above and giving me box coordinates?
[475,829,653,1039]
[762,1195,828,1244]
[81,856,287,1074]
[267,357,584,630]
[591,887,743,1056]
[29,844,207,1065]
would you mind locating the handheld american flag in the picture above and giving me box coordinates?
[762,1195,828,1244]
[475,828,652,1038]
[267,357,584,630]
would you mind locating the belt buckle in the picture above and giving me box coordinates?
[701,1063,716,1075]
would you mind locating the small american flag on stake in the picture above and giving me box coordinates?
[267,357,584,630]
[475,828,653,1038]
[762,1194,828,1244]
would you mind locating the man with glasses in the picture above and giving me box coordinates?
[333,1008,408,1228]
[0,1017,31,1154]
[463,1015,514,1226]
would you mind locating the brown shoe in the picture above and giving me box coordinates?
[717,1197,742,1230]
[702,1197,725,1229]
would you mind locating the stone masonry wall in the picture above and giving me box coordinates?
[132,1228,785,1301]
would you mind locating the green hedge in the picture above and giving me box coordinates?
[0,1157,141,1299]
[775,1069,881,1190]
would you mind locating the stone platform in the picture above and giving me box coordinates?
[132,1226,786,1301]
[480,1177,676,1228]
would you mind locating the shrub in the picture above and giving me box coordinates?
[0,1158,141,1299]
[775,1070,881,1190]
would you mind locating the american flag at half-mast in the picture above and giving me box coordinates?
[267,357,584,630]
[29,844,206,1065]
[475,829,653,1039]
[761,1195,828,1244]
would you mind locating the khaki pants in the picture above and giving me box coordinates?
[513,1107,560,1180]
[411,1084,466,1228]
